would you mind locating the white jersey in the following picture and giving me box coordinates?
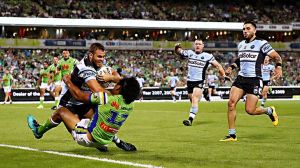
[179,50,215,81]
[136,77,145,88]
[207,74,218,86]
[169,76,179,87]
[60,57,98,106]
[237,38,274,78]
[262,64,275,81]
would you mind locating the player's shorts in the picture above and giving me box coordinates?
[60,81,68,96]
[40,83,51,91]
[63,102,97,119]
[187,80,204,94]
[3,86,12,93]
[232,75,263,95]
[208,84,215,89]
[72,119,107,148]
[170,86,176,91]
[263,80,271,87]
[50,81,62,92]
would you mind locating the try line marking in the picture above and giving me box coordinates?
[0,144,163,168]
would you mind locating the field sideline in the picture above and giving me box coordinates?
[0,100,299,168]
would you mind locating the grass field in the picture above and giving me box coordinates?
[0,100,299,168]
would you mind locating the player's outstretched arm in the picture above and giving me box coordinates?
[268,51,282,78]
[63,75,90,103]
[211,60,232,82]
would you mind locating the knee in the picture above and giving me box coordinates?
[245,107,255,115]
[51,107,64,121]
[192,95,200,102]
[227,100,236,110]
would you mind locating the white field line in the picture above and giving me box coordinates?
[4,98,300,104]
[0,144,163,168]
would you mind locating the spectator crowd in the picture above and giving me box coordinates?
[0,0,299,24]
[0,48,299,88]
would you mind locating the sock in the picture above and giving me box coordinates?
[172,96,176,101]
[188,107,198,122]
[113,135,120,143]
[265,107,273,116]
[40,97,44,105]
[228,129,236,137]
[55,96,59,106]
[37,118,60,135]
[261,98,266,105]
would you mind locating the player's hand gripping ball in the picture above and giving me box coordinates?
[97,66,113,88]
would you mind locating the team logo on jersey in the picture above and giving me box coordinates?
[250,45,255,49]
[62,64,70,70]
[188,60,206,67]
[239,52,258,59]
[111,101,120,110]
[201,56,204,59]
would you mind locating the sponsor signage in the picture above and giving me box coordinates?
[44,40,86,47]
[1,87,300,101]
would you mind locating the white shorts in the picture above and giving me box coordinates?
[3,86,11,93]
[71,119,106,148]
[40,83,51,91]
[54,81,61,86]
[60,81,68,96]
[50,81,62,92]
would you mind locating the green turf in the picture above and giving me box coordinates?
[0,100,299,168]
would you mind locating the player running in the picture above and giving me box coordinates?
[206,70,219,101]
[36,61,51,109]
[169,72,181,102]
[49,54,62,110]
[1,69,14,104]
[261,56,275,107]
[175,39,229,126]
[220,21,282,142]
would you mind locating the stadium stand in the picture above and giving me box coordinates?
[0,0,299,89]
[0,0,299,23]
[0,49,299,88]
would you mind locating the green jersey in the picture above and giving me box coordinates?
[57,57,78,77]
[88,92,134,145]
[49,64,62,82]
[2,74,13,87]
[40,67,51,83]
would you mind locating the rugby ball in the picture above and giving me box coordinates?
[97,66,113,88]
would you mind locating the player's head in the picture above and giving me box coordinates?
[62,50,70,59]
[43,60,49,68]
[4,69,9,74]
[53,54,59,65]
[194,39,204,54]
[170,72,174,76]
[243,21,257,40]
[89,43,105,68]
[111,77,141,104]
[264,56,270,64]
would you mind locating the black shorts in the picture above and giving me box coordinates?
[208,85,215,89]
[232,75,262,95]
[187,81,204,94]
[62,102,97,119]
[263,80,271,87]
[170,87,176,91]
